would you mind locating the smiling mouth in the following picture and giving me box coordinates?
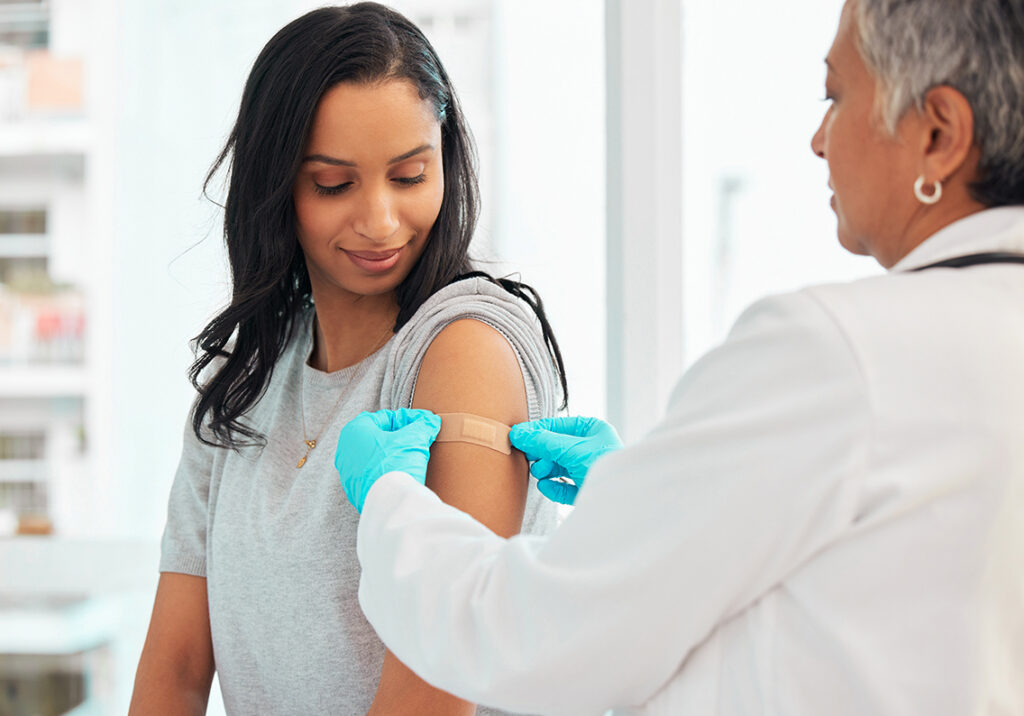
[340,246,405,273]
[345,248,402,260]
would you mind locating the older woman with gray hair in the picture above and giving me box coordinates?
[332,1,1024,714]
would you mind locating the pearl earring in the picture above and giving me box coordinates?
[914,175,942,205]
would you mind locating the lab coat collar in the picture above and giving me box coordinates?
[890,205,1024,272]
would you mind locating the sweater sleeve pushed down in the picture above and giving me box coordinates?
[382,278,560,420]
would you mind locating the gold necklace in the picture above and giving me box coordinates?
[297,323,393,468]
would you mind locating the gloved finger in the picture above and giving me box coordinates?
[385,408,424,431]
[365,409,401,431]
[509,424,585,462]
[338,412,379,444]
[536,477,578,505]
[517,448,544,464]
[547,463,570,480]
[531,460,570,480]
[393,408,441,440]
[529,458,555,478]
[368,408,440,435]
[513,443,554,466]
[508,422,539,450]
[591,419,624,448]
[563,439,612,466]
[512,416,593,439]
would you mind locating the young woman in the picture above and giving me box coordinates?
[129,4,567,714]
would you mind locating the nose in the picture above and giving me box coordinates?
[810,114,826,159]
[353,185,400,243]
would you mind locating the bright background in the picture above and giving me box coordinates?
[0,0,879,713]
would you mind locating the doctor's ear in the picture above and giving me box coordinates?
[916,85,977,184]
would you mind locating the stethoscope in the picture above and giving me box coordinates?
[913,252,1024,272]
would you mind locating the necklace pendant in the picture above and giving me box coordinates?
[297,440,316,469]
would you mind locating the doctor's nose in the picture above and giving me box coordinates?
[353,188,400,243]
[810,117,826,159]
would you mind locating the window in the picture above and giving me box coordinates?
[681,0,880,363]
[0,207,49,279]
[0,208,46,234]
[0,1,48,50]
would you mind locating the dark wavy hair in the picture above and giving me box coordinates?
[190,2,567,449]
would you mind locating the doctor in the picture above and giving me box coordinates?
[335,1,1024,714]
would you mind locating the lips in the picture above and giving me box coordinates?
[341,246,404,273]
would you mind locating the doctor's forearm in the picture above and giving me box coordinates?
[357,472,658,714]
[358,474,551,710]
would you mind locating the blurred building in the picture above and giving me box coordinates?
[0,1,151,713]
[0,0,90,542]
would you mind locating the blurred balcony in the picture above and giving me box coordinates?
[0,287,86,369]
[0,536,160,715]
[0,43,89,156]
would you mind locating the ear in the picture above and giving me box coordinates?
[919,85,976,183]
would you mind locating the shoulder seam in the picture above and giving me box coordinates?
[407,316,540,419]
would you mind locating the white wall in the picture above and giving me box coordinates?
[489,0,607,420]
[681,0,881,363]
[605,0,684,441]
[110,1,327,538]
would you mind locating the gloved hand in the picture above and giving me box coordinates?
[509,416,623,505]
[334,408,441,513]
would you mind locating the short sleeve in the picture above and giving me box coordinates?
[159,418,215,576]
[382,277,561,420]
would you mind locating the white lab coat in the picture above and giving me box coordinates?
[357,207,1024,715]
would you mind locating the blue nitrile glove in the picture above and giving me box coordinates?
[509,416,623,505]
[334,408,441,513]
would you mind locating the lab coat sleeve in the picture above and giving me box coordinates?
[357,289,871,715]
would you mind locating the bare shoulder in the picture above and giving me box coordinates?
[412,319,532,538]
[413,318,528,426]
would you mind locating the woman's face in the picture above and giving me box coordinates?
[294,79,445,300]
[810,1,922,267]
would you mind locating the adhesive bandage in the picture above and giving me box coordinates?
[434,413,513,455]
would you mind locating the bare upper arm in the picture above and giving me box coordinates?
[129,572,214,715]
[370,318,529,714]
[411,318,531,538]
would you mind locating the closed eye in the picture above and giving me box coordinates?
[314,182,352,196]
[394,174,427,186]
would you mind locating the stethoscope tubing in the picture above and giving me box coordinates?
[912,252,1024,272]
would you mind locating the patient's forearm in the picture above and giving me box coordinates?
[368,649,476,716]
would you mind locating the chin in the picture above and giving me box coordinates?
[344,269,415,298]
[341,278,402,298]
[836,227,871,259]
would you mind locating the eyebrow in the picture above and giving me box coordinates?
[302,144,435,167]
[824,58,838,76]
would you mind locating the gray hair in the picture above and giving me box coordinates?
[855,0,1024,206]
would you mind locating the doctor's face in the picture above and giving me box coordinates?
[810,1,922,267]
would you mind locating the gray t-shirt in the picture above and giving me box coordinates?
[160,277,561,715]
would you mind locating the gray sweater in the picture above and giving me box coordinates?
[160,277,560,715]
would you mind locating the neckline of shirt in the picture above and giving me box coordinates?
[892,205,1024,272]
[297,308,394,389]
